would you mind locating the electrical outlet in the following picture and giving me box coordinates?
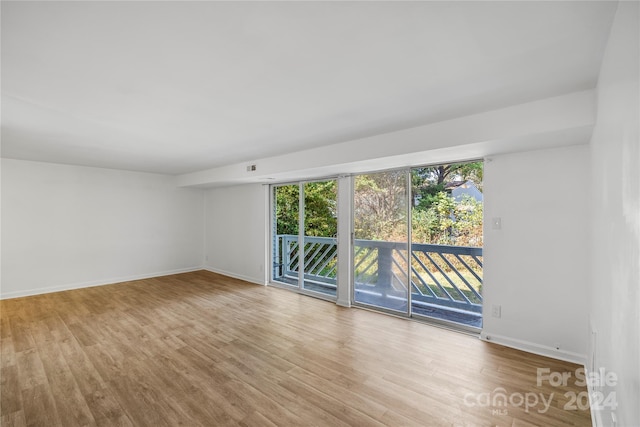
[492,305,501,318]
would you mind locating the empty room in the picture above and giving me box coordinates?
[1,1,638,426]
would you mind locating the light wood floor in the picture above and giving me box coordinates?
[1,271,591,426]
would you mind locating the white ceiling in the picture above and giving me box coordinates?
[1,1,617,175]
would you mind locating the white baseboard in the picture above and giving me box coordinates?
[0,266,204,300]
[480,332,586,365]
[202,266,266,286]
[585,365,605,427]
[584,364,622,427]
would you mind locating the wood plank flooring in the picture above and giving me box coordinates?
[0,271,591,426]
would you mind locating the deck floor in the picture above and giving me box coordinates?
[274,277,483,328]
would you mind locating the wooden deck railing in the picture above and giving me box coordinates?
[274,234,483,314]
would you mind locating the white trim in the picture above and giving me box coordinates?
[262,184,270,286]
[480,332,586,365]
[586,364,603,427]
[203,266,266,286]
[298,182,305,287]
[268,280,337,304]
[336,299,351,308]
[336,175,353,308]
[0,266,204,300]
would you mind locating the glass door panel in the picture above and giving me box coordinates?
[353,171,409,313]
[410,163,484,329]
[302,180,338,297]
[272,184,300,288]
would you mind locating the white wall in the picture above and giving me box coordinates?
[589,2,639,426]
[1,159,205,298]
[203,184,267,285]
[481,145,590,363]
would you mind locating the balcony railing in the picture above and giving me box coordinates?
[274,234,483,317]
[274,235,338,287]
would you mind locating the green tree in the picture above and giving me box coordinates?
[354,171,407,241]
[412,161,483,209]
[274,181,337,237]
[274,185,299,235]
[411,161,483,246]
[452,195,483,247]
[277,161,483,247]
[412,193,483,246]
[303,181,337,237]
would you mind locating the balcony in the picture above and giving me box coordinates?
[273,234,483,328]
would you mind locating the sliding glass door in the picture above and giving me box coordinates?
[409,164,484,328]
[271,161,483,331]
[352,162,484,330]
[302,181,337,296]
[272,180,338,299]
[273,184,300,288]
[353,170,409,313]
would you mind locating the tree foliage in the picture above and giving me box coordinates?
[274,184,299,236]
[354,161,483,247]
[303,181,337,237]
[411,193,483,246]
[411,161,483,246]
[275,161,483,248]
[274,181,337,237]
[354,171,407,241]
